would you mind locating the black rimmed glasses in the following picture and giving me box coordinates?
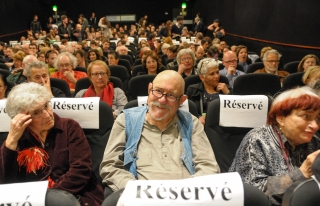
[150,88,182,102]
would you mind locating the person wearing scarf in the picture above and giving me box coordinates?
[75,60,127,118]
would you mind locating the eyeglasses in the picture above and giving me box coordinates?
[58,63,71,68]
[91,72,107,77]
[265,60,280,63]
[150,88,182,102]
[29,102,51,119]
[181,57,193,62]
[223,59,237,64]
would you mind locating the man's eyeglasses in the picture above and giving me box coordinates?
[223,59,238,64]
[91,72,107,77]
[181,57,193,62]
[29,102,51,119]
[265,60,280,64]
[150,89,182,102]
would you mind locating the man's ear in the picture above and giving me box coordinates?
[148,82,152,94]
[179,94,188,106]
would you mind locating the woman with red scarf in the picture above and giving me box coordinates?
[75,60,127,118]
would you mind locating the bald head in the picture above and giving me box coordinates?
[223,51,237,61]
[153,70,185,95]
[22,55,38,68]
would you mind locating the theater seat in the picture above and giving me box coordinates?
[282,72,305,90]
[204,97,272,172]
[46,189,80,206]
[109,65,130,91]
[246,62,264,73]
[233,73,281,96]
[283,61,300,74]
[282,179,320,206]
[50,78,72,97]
[126,75,156,101]
[0,63,9,71]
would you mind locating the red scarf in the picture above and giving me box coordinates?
[83,82,114,107]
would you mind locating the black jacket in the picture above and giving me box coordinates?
[186,82,231,116]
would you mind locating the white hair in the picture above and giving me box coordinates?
[53,52,77,69]
[197,58,219,75]
[6,82,52,119]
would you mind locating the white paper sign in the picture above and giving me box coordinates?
[0,99,11,132]
[137,96,189,112]
[0,181,48,206]
[51,97,99,129]
[219,95,268,128]
[121,173,243,206]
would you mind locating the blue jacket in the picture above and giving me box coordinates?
[123,106,195,179]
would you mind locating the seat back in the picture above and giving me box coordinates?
[82,101,114,186]
[184,75,229,93]
[118,59,132,77]
[131,65,145,77]
[133,58,142,66]
[126,75,156,101]
[119,54,133,65]
[50,78,72,97]
[204,97,272,172]
[282,179,320,206]
[165,58,175,66]
[74,76,123,95]
[109,65,130,91]
[283,61,300,74]
[233,73,281,96]
[282,72,305,90]
[74,66,87,73]
[0,68,11,77]
[246,62,264,73]
[123,99,199,117]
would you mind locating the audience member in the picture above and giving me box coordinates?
[254,49,289,84]
[75,49,88,68]
[297,54,320,72]
[87,49,102,62]
[207,19,225,40]
[230,86,320,205]
[1,82,104,206]
[0,73,8,99]
[186,58,230,124]
[58,15,72,40]
[236,45,251,73]
[302,66,320,85]
[100,70,220,193]
[45,50,58,74]
[139,51,165,75]
[171,16,184,39]
[116,45,128,55]
[193,17,206,35]
[107,52,120,65]
[75,60,127,117]
[51,52,87,91]
[219,51,245,87]
[7,55,38,84]
[195,46,205,60]
[30,15,42,34]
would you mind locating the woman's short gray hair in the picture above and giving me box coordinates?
[177,48,196,66]
[197,58,219,75]
[6,82,52,119]
[53,52,77,70]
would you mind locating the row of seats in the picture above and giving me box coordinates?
[246,61,300,74]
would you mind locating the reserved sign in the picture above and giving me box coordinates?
[119,173,244,206]
[219,95,268,128]
[0,181,48,206]
[0,99,11,132]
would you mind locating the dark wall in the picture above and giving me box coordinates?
[194,0,320,64]
[0,0,183,42]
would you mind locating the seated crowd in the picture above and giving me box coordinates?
[0,13,320,206]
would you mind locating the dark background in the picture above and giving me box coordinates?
[0,0,319,64]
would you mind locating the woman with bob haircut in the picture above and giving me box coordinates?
[297,54,320,72]
[230,86,320,205]
[0,82,104,205]
[139,51,164,75]
[75,60,127,117]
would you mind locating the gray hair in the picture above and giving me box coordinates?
[177,48,196,65]
[263,49,282,61]
[197,58,219,75]
[6,82,52,119]
[26,61,49,78]
[161,43,170,50]
[54,52,77,70]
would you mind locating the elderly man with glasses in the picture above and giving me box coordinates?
[254,49,289,84]
[219,50,245,88]
[100,70,220,198]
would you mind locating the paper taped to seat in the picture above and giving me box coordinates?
[0,100,12,132]
[0,180,48,206]
[119,172,243,206]
[51,97,99,129]
[137,96,189,112]
[219,95,268,128]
